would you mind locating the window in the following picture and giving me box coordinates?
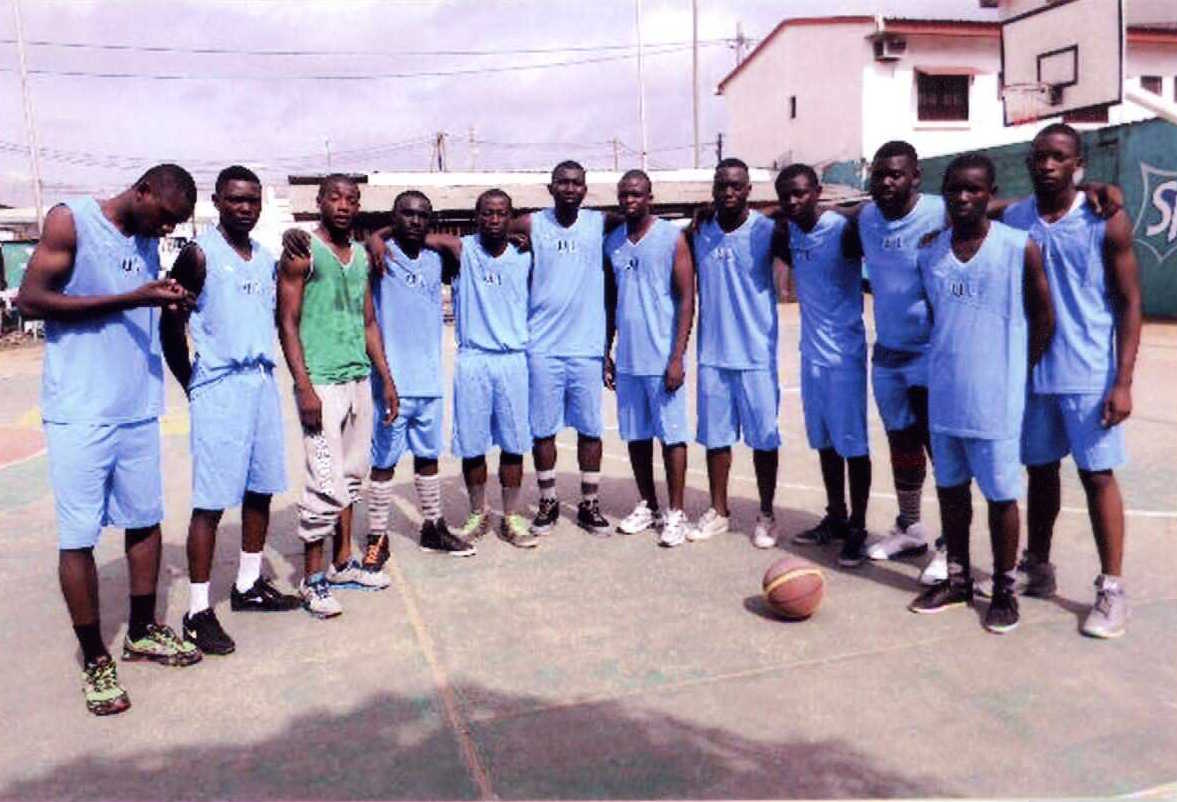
[1141,75,1162,95]
[917,72,969,121]
[1064,105,1109,124]
[789,95,797,119]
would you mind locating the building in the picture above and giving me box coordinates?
[716,15,1177,173]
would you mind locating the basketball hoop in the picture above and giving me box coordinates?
[1002,82,1061,126]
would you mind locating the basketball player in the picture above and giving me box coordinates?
[909,153,1053,634]
[162,165,300,655]
[604,170,696,546]
[1002,123,1141,638]
[17,164,201,715]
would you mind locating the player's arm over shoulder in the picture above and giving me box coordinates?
[14,204,77,318]
[169,241,207,299]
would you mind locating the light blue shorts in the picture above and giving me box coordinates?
[931,432,1022,502]
[190,368,287,510]
[453,350,532,458]
[696,365,782,451]
[870,347,929,432]
[616,373,689,445]
[801,358,869,458]
[527,353,604,439]
[372,394,443,468]
[47,418,164,549]
[1021,391,1127,472]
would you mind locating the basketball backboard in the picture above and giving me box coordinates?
[998,0,1125,126]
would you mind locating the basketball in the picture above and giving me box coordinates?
[762,557,825,620]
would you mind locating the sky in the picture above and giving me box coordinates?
[1,0,1160,208]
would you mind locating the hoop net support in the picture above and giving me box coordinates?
[1002,82,1062,126]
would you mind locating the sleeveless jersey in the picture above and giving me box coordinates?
[606,217,681,376]
[300,234,370,385]
[693,210,778,370]
[1003,195,1114,394]
[527,207,606,357]
[787,211,867,367]
[373,241,443,398]
[188,227,277,390]
[454,235,529,353]
[918,222,1029,440]
[859,193,946,353]
[42,197,163,424]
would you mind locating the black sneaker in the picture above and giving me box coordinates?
[531,497,560,535]
[984,577,1020,634]
[362,533,391,572]
[838,526,868,567]
[182,608,236,655]
[791,515,849,545]
[576,499,612,537]
[909,575,975,614]
[230,576,302,612]
[420,519,477,557]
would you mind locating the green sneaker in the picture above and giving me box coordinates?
[457,510,491,541]
[83,655,131,716]
[499,514,540,549]
[122,623,203,667]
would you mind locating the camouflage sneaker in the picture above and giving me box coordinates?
[457,510,492,541]
[499,514,540,549]
[83,655,131,716]
[122,623,202,666]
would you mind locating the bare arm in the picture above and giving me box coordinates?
[603,253,617,391]
[276,236,322,431]
[1101,210,1142,427]
[665,232,696,393]
[364,225,395,278]
[1023,239,1054,367]
[160,242,207,393]
[363,277,399,424]
[770,221,794,303]
[990,183,1124,220]
[507,213,532,238]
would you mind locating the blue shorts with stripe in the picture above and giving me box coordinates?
[452,350,532,458]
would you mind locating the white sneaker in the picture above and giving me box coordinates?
[919,541,948,586]
[616,500,662,535]
[657,509,690,548]
[867,520,931,561]
[686,507,729,542]
[751,514,777,549]
[299,577,343,618]
[326,559,391,591]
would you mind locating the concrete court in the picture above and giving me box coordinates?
[0,302,1174,801]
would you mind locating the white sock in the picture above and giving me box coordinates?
[414,473,442,522]
[188,581,210,617]
[581,471,600,502]
[369,477,396,535]
[236,550,262,593]
[537,469,557,502]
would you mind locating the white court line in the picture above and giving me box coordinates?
[0,447,46,472]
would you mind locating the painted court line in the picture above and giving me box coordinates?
[0,447,46,472]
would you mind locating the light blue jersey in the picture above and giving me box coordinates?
[42,197,163,424]
[918,222,1029,440]
[694,210,778,370]
[188,228,277,390]
[1002,195,1114,394]
[528,207,606,357]
[374,240,443,397]
[787,211,866,367]
[606,217,680,376]
[454,235,529,353]
[859,194,946,352]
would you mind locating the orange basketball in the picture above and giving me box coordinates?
[762,556,824,620]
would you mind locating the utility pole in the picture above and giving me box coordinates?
[634,0,649,171]
[432,131,447,172]
[468,126,477,171]
[12,0,44,234]
[324,138,332,170]
[611,138,620,171]
[716,132,723,163]
[734,21,748,66]
[691,0,700,169]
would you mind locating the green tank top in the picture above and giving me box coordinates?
[299,234,371,385]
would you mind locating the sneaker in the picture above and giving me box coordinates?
[458,510,492,541]
[299,576,343,619]
[919,538,949,586]
[82,656,131,716]
[122,623,203,666]
[182,608,236,655]
[326,558,391,591]
[1080,575,1128,639]
[616,500,662,535]
[658,509,690,547]
[1015,549,1057,598]
[686,507,730,542]
[838,526,868,567]
[751,514,777,549]
[867,519,931,560]
[420,519,476,556]
[362,533,391,572]
[909,575,974,614]
[577,499,612,537]
[500,513,541,549]
[231,576,302,612]
[791,515,848,546]
[984,577,1020,634]
[531,497,560,535]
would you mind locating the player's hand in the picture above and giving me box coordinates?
[603,355,616,391]
[1101,383,1132,428]
[282,228,312,260]
[294,383,323,431]
[365,233,389,277]
[382,382,399,424]
[664,357,685,393]
[508,231,532,253]
[1080,182,1124,220]
[131,278,192,308]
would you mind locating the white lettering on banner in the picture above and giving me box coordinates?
[1133,162,1177,264]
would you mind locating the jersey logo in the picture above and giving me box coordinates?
[792,247,813,262]
[882,235,904,250]
[624,257,638,271]
[554,238,578,254]
[481,271,503,286]
[240,278,264,296]
[947,278,979,299]
[120,257,143,274]
[710,245,737,267]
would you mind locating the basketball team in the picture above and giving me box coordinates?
[15,121,1140,716]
